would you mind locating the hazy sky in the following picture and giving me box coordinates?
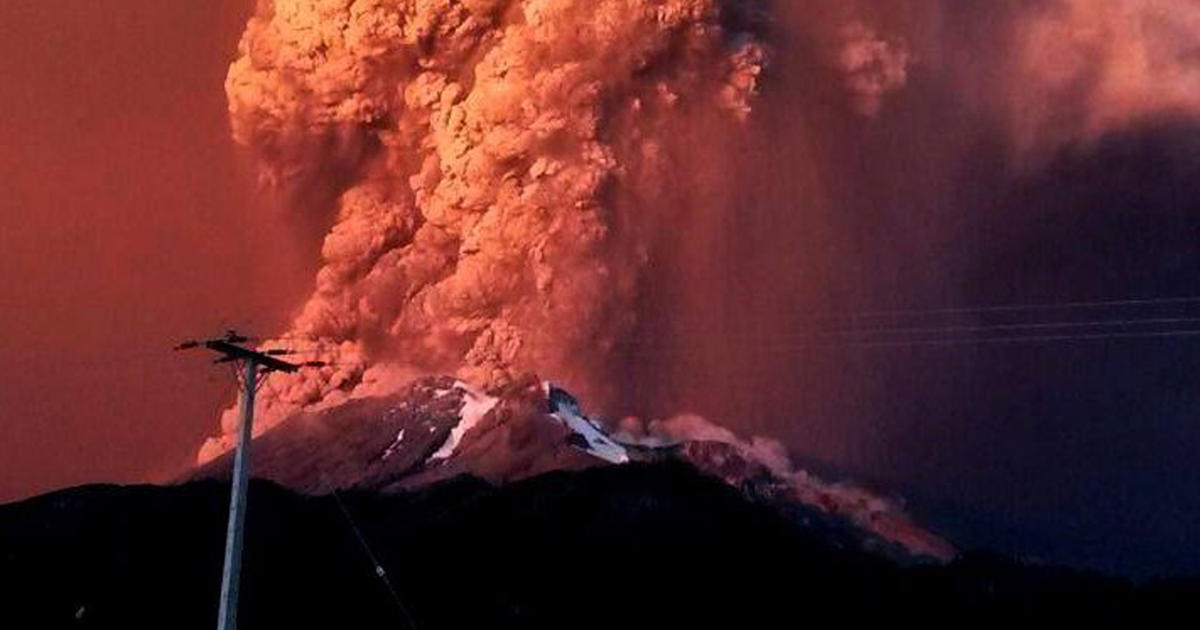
[0,1,315,500]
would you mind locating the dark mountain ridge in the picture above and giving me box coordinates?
[3,464,1195,629]
[5,376,1198,627]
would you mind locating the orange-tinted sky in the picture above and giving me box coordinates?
[0,1,315,501]
[3,0,1200,580]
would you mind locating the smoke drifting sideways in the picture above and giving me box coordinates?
[611,0,1200,450]
[201,0,1200,463]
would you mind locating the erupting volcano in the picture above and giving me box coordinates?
[7,0,1200,625]
[199,0,1200,465]
[186,0,966,569]
[183,0,1200,578]
[200,0,768,461]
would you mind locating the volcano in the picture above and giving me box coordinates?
[4,379,1197,628]
[190,375,955,561]
[4,376,1195,624]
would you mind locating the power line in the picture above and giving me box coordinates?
[829,316,1200,338]
[844,328,1200,349]
[815,295,1200,320]
[609,327,1200,355]
[332,490,418,630]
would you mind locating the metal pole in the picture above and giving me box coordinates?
[217,359,257,630]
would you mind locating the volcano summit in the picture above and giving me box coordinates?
[191,375,955,561]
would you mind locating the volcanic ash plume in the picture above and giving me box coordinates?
[198,0,766,461]
[1006,0,1200,153]
[837,21,911,118]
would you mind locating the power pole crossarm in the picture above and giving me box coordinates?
[204,340,299,373]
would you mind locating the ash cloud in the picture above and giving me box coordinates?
[837,21,912,118]
[201,0,767,460]
[992,0,1200,156]
[202,0,1200,463]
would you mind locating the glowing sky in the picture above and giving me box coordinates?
[0,1,305,500]
[2,0,1200,579]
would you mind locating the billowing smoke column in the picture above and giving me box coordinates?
[200,0,766,461]
[836,21,912,119]
[201,0,1200,463]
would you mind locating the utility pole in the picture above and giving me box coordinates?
[176,330,324,630]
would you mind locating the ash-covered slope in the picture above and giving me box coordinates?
[191,375,951,560]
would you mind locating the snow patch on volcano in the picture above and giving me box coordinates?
[545,384,630,464]
[429,382,499,461]
[381,429,406,461]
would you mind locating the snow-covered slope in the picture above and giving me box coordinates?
[428,382,499,461]
[544,385,629,464]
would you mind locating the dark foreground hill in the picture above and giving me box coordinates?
[2,463,1196,629]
